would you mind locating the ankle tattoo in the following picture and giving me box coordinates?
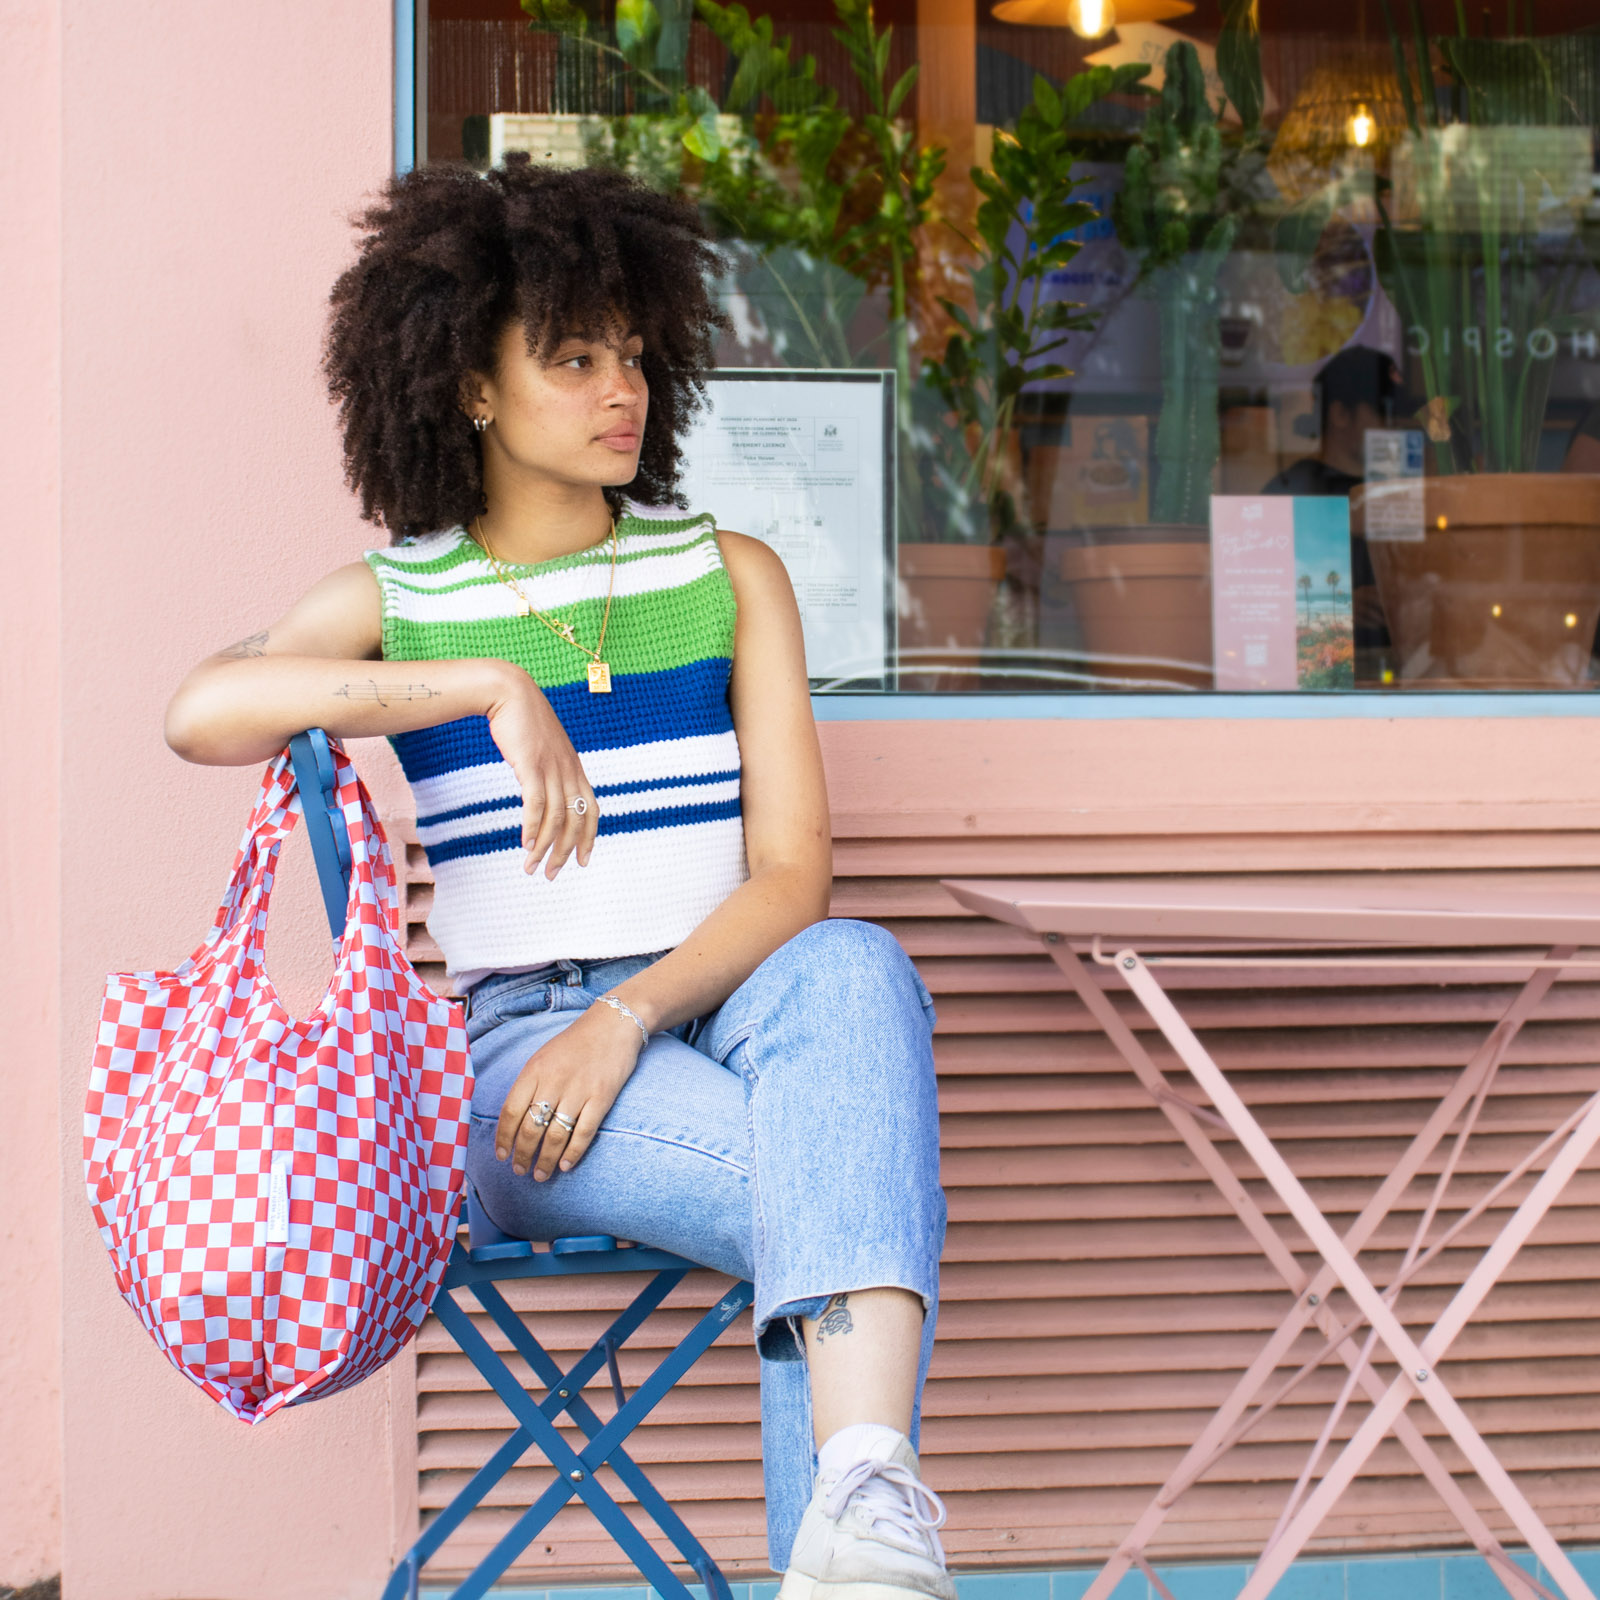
[815,1294,853,1341]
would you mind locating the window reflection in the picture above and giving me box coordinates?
[425,0,1600,693]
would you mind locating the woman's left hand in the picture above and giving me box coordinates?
[495,1002,646,1180]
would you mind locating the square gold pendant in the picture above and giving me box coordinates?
[587,661,613,693]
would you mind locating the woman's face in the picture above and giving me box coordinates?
[474,317,649,493]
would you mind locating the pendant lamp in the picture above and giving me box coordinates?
[1268,52,1409,203]
[990,0,1194,38]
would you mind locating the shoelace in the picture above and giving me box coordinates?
[823,1457,949,1562]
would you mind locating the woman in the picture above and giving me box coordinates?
[164,157,950,1599]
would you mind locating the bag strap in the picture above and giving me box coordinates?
[196,733,397,970]
[289,729,354,945]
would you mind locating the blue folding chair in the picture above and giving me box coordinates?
[288,730,756,1600]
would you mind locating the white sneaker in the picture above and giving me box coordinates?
[778,1430,956,1600]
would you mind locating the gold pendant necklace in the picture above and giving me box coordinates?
[473,514,618,693]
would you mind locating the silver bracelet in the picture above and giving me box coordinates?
[597,992,650,1047]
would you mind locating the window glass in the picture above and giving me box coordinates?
[424,0,1600,693]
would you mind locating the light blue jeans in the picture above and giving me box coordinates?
[463,918,946,1569]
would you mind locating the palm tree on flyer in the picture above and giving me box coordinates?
[1326,569,1342,614]
[1298,573,1313,624]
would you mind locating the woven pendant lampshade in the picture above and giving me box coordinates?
[1269,52,1411,202]
[990,0,1193,33]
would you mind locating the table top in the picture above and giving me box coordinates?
[941,872,1600,948]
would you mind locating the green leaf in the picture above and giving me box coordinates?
[1032,75,1062,127]
[521,0,590,37]
[871,26,893,102]
[1375,0,1420,134]
[681,85,722,159]
[615,0,659,54]
[886,62,919,119]
[682,119,720,159]
[1216,0,1263,131]
[652,0,692,73]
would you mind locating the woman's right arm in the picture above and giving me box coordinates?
[165,561,599,874]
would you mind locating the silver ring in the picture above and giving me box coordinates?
[553,1111,577,1132]
[566,795,589,815]
[528,1100,553,1128]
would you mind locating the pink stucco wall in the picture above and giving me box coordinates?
[2,0,64,1586]
[5,1,415,1595]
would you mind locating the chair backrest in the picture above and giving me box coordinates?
[287,728,353,945]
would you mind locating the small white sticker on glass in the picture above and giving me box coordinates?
[1363,429,1426,543]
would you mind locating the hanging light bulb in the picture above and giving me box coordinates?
[992,0,1187,30]
[1067,0,1116,37]
[1347,101,1375,148]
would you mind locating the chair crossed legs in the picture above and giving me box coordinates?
[383,1193,755,1600]
[286,732,755,1600]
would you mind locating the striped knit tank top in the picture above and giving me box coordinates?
[365,503,747,979]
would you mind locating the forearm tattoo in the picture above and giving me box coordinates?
[217,630,268,659]
[815,1294,854,1341]
[332,680,442,708]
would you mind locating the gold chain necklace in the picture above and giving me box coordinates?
[473,514,618,693]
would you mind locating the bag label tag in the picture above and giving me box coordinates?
[266,1152,292,1246]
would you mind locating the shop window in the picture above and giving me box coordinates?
[419,0,1600,695]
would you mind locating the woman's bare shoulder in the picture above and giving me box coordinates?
[715,529,795,597]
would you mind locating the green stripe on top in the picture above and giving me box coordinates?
[367,514,736,689]
[375,511,718,588]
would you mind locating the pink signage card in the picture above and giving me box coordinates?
[1211,495,1356,691]
[1211,496,1298,690]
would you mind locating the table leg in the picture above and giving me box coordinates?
[1050,944,1563,1600]
[1115,949,1599,1600]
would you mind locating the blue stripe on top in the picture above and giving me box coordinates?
[595,769,741,799]
[415,767,741,830]
[423,796,744,865]
[391,656,735,783]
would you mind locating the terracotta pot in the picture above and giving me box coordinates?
[1354,474,1600,688]
[1058,527,1214,690]
[897,542,1006,690]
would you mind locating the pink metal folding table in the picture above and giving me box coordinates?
[942,873,1600,1600]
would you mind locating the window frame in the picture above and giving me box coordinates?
[399,15,1600,723]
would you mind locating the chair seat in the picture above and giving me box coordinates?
[451,1233,704,1280]
[458,1184,702,1275]
[463,1232,624,1264]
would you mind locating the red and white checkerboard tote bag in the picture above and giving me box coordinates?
[83,741,472,1423]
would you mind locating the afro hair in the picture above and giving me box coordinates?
[324,156,728,540]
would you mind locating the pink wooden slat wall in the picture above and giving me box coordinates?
[401,718,1600,1584]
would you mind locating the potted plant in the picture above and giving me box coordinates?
[656,0,971,681]
[705,0,952,666]
[1054,26,1268,689]
[1355,13,1600,686]
[918,64,1149,686]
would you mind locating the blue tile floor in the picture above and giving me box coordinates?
[422,1546,1600,1600]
